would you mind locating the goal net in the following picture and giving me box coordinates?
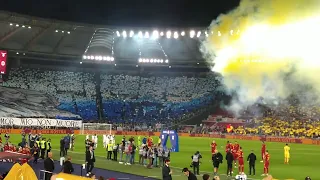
[81,123,112,135]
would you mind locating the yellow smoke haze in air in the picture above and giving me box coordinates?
[202,0,320,107]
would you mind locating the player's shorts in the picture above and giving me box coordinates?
[213,162,220,168]
[233,154,238,160]
[285,153,290,159]
[238,158,244,165]
[264,162,269,168]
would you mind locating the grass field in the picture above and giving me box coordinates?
[7,134,320,180]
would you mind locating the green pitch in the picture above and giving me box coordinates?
[8,134,320,180]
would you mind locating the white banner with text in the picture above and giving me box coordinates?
[0,117,82,128]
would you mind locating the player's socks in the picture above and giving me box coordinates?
[241,167,244,172]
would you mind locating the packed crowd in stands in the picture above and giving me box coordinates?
[2,68,221,124]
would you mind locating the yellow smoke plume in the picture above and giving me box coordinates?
[201,0,320,112]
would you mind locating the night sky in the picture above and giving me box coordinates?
[1,0,240,27]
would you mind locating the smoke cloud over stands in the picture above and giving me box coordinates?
[201,0,320,115]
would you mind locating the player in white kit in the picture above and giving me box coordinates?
[92,134,98,148]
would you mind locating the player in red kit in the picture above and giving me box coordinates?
[262,150,270,176]
[237,147,244,174]
[211,140,217,154]
[233,141,240,167]
[225,141,233,153]
[261,141,266,162]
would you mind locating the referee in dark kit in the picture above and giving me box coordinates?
[247,150,257,175]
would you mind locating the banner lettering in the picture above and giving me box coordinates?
[0,117,82,128]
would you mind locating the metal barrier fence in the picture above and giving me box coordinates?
[38,170,55,180]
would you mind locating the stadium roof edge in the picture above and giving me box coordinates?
[0,10,206,31]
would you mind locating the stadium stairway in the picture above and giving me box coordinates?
[0,160,157,180]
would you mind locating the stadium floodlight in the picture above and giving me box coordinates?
[16,24,19,27]
[138,58,142,63]
[144,31,149,38]
[165,59,169,63]
[218,31,221,36]
[9,23,13,26]
[83,55,87,59]
[181,31,185,36]
[122,31,127,38]
[166,31,172,38]
[103,56,107,60]
[28,26,31,29]
[55,30,58,32]
[80,61,82,64]
[173,32,179,39]
[160,32,164,36]
[146,59,150,63]
[169,66,171,68]
[190,30,195,38]
[116,31,120,37]
[90,56,94,59]
[152,30,159,39]
[22,25,25,28]
[111,57,114,61]
[160,59,164,63]
[106,56,110,61]
[129,30,134,37]
[16,52,19,55]
[197,31,201,37]
[94,56,99,60]
[62,31,65,33]
[138,31,143,38]
[136,65,139,67]
[67,31,70,34]
[150,59,154,63]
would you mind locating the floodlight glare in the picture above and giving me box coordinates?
[62,31,64,33]
[138,31,143,38]
[146,59,150,63]
[16,24,19,27]
[181,31,185,36]
[173,32,179,39]
[111,57,115,61]
[153,30,159,39]
[22,25,25,28]
[150,59,154,63]
[139,58,142,63]
[166,31,171,38]
[94,56,99,60]
[122,31,127,38]
[116,31,120,37]
[55,30,58,32]
[165,59,169,63]
[90,56,94,59]
[197,31,201,37]
[218,31,221,36]
[230,30,234,35]
[190,30,195,38]
[144,32,149,38]
[28,26,31,29]
[103,56,107,60]
[9,23,13,26]
[160,59,164,63]
[160,32,164,36]
[83,55,87,59]
[106,56,111,61]
[129,30,134,37]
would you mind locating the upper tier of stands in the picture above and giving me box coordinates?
[2,68,221,123]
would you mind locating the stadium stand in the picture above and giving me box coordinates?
[1,67,221,124]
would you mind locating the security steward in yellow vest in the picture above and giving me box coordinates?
[40,138,47,159]
[107,140,113,160]
[46,139,52,158]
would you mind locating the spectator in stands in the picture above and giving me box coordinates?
[63,156,74,174]
[44,152,55,180]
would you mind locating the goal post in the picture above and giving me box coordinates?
[80,123,112,135]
